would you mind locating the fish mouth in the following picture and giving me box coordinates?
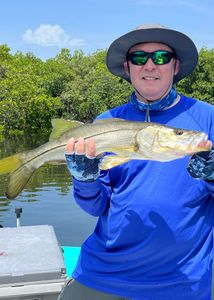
[189,140,212,153]
[171,134,211,157]
[186,135,212,154]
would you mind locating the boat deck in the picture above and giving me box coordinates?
[61,246,81,277]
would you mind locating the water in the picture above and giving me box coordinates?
[0,136,97,246]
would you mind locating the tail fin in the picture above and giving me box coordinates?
[6,165,36,199]
[0,154,35,199]
[0,154,22,174]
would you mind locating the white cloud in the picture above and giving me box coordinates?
[22,24,84,47]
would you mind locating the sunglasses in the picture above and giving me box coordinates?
[127,50,176,65]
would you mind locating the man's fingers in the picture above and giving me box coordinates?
[75,137,85,154]
[86,138,96,158]
[66,137,96,157]
[66,138,75,153]
[66,137,85,154]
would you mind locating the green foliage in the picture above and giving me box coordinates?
[0,45,213,138]
[59,50,132,122]
[176,48,214,105]
[0,47,62,136]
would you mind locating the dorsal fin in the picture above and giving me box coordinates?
[49,118,84,141]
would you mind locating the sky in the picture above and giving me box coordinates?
[0,0,213,61]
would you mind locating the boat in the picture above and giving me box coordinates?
[0,208,80,300]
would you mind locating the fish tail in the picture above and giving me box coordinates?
[6,164,36,199]
[0,154,22,174]
[0,153,36,199]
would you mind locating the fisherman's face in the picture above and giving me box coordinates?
[124,42,180,102]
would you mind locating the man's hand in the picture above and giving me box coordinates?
[187,146,214,181]
[65,137,102,182]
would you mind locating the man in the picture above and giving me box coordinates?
[59,24,214,300]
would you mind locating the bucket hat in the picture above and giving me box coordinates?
[106,24,198,83]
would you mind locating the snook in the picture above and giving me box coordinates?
[0,118,211,199]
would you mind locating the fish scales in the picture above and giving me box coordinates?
[0,118,211,199]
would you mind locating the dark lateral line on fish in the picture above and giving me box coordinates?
[15,128,139,169]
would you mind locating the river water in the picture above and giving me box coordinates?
[0,136,97,246]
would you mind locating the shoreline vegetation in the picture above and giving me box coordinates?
[0,45,213,139]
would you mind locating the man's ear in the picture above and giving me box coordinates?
[124,61,130,76]
[174,59,180,76]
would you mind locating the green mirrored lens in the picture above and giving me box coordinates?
[153,51,171,64]
[132,54,148,65]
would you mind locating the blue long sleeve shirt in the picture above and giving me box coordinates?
[72,95,214,300]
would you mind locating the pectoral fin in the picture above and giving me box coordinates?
[100,155,131,170]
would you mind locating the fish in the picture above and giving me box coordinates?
[0,118,211,199]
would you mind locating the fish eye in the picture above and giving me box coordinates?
[174,129,184,135]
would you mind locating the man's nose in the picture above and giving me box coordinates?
[144,57,156,69]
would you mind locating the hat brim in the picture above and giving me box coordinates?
[106,28,198,83]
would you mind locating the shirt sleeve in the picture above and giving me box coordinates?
[72,170,112,216]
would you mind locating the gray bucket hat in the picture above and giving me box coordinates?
[106,24,198,83]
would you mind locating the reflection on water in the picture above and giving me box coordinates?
[0,136,97,246]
